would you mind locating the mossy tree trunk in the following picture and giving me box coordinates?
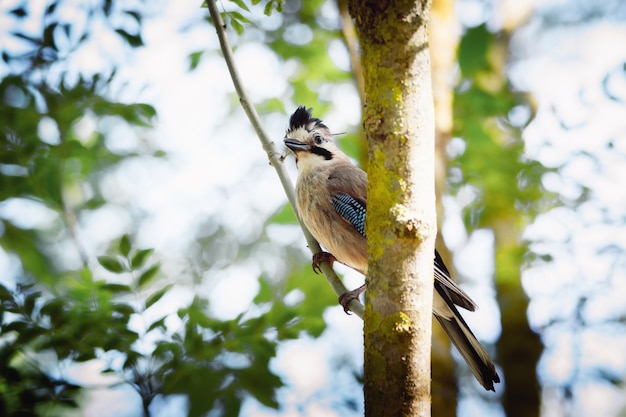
[349,1,436,416]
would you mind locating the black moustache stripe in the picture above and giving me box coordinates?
[311,146,332,160]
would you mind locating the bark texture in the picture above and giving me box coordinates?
[348,1,435,416]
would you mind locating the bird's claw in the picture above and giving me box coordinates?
[312,251,336,274]
[338,284,367,314]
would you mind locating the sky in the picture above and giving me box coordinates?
[2,0,626,416]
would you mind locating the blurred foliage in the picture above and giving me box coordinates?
[3,0,146,74]
[0,1,337,416]
[221,0,285,33]
[5,0,622,416]
[453,24,557,229]
[512,2,626,412]
[196,0,355,121]
[453,22,548,416]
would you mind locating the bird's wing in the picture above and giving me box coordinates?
[326,162,476,312]
[331,193,366,237]
[434,250,477,311]
[327,162,368,237]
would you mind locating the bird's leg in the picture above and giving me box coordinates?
[339,284,367,314]
[312,251,336,274]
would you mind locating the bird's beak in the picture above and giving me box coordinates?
[284,138,308,153]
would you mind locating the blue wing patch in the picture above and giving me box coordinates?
[332,193,366,237]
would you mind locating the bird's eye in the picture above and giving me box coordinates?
[313,134,324,145]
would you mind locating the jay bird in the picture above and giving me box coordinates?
[284,106,500,391]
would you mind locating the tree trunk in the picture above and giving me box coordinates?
[483,11,543,413]
[349,1,436,416]
[493,219,542,417]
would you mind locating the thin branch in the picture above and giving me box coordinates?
[59,160,91,268]
[206,0,364,319]
[337,0,365,106]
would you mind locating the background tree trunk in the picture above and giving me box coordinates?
[491,11,543,415]
[494,220,542,417]
[349,1,436,416]
[453,9,544,414]
[483,19,543,416]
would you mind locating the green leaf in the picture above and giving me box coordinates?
[229,0,250,12]
[80,266,94,283]
[10,7,27,18]
[12,32,40,46]
[0,284,13,302]
[238,367,282,408]
[188,50,204,71]
[113,303,135,317]
[24,291,42,315]
[124,10,142,24]
[230,17,244,35]
[119,234,131,257]
[268,203,297,225]
[131,249,154,269]
[124,350,141,368]
[229,11,252,24]
[186,298,214,329]
[98,256,126,273]
[42,22,59,52]
[253,277,274,304]
[147,316,167,332]
[40,298,65,319]
[146,284,173,309]
[458,24,491,77]
[4,320,27,333]
[134,103,157,123]
[257,97,285,113]
[104,283,132,294]
[337,132,365,162]
[138,264,159,288]
[114,29,143,47]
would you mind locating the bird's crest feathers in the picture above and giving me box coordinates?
[284,106,350,168]
[288,106,329,135]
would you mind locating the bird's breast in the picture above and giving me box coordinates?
[295,174,368,274]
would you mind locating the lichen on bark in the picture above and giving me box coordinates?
[349,1,436,416]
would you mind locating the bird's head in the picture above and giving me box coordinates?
[284,106,344,171]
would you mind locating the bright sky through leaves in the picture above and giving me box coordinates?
[1,0,626,415]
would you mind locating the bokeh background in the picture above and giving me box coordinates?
[1,0,626,416]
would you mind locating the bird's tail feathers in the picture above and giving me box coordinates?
[434,309,500,391]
